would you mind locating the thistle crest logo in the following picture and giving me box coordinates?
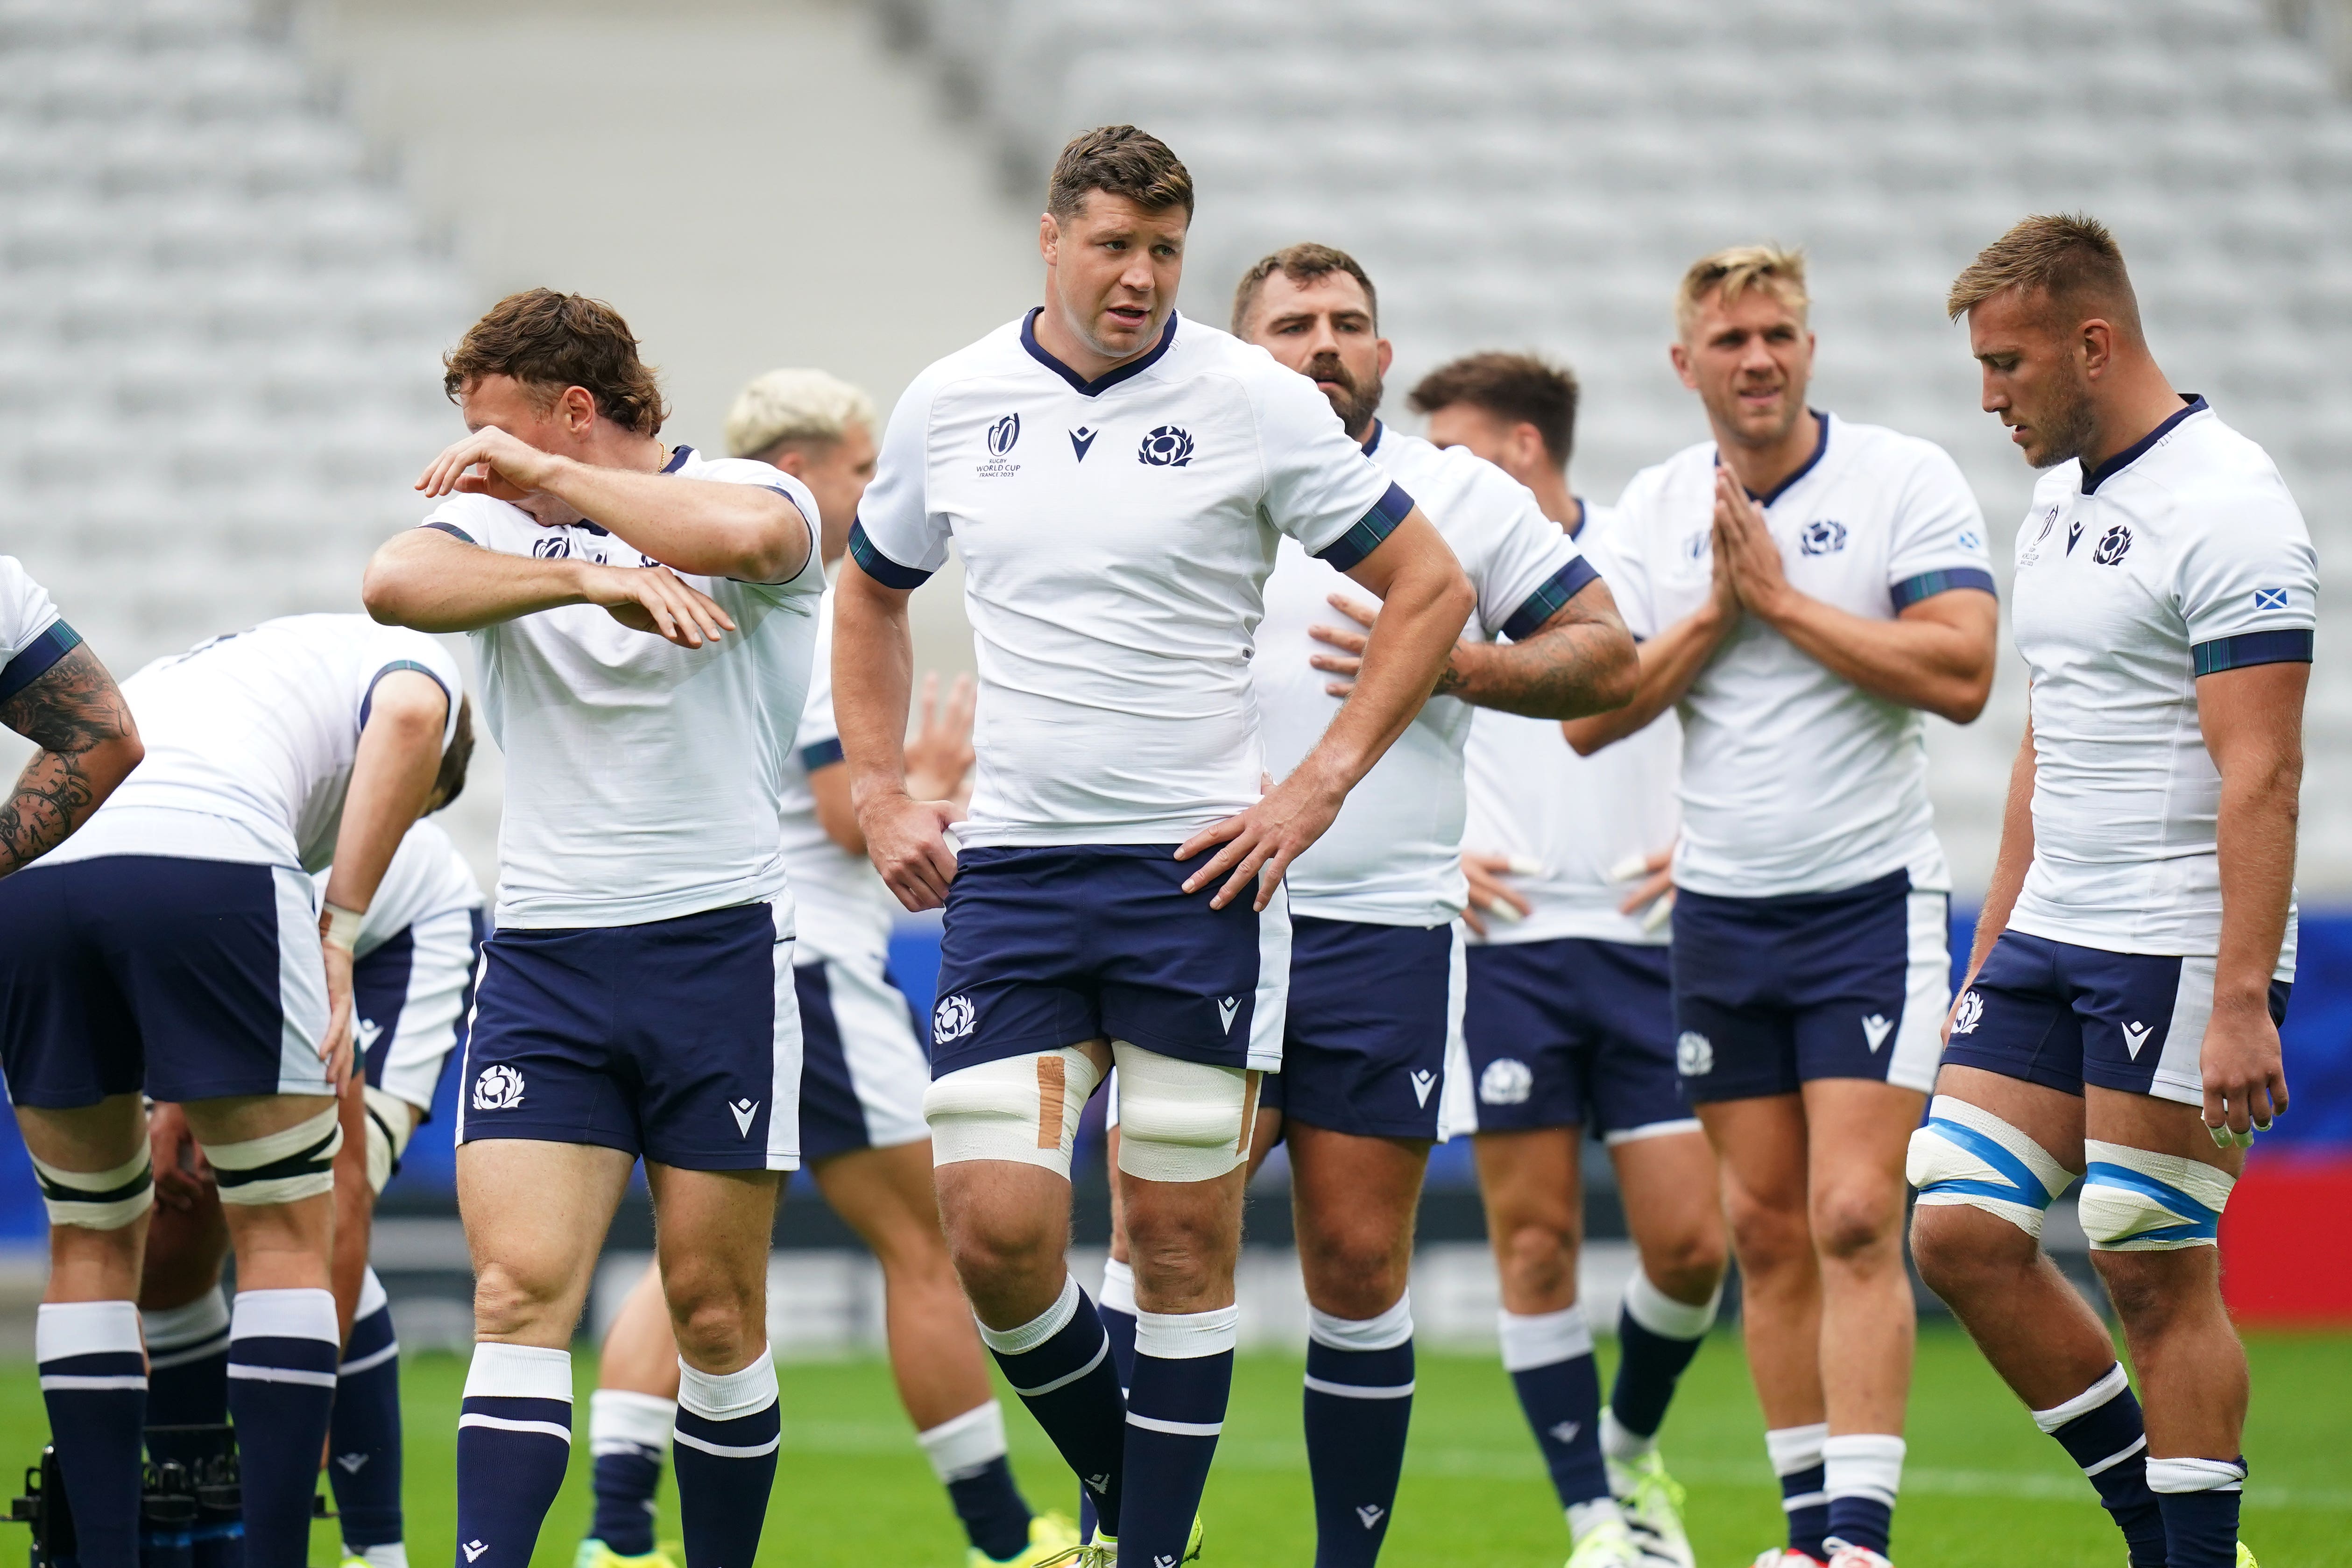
[2093,524,2133,566]
[1479,1058,1533,1106]
[1137,425,1195,467]
[932,993,976,1044]
[1951,989,1984,1035]
[1800,518,1848,556]
[1675,1031,1715,1077]
[472,1064,525,1111]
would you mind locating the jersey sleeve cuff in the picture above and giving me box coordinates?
[0,622,82,705]
[799,737,847,772]
[848,521,934,589]
[1499,557,1601,642]
[1891,566,1997,611]
[2192,628,2314,675]
[1314,483,1415,572]
[420,520,476,544]
[361,659,457,741]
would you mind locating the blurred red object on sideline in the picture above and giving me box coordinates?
[2220,1148,2352,1325]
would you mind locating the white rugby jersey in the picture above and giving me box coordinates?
[0,556,72,705]
[1463,506,1683,946]
[1608,413,1992,898]
[1259,422,1589,925]
[852,310,1410,848]
[46,614,464,873]
[421,447,826,930]
[321,817,485,961]
[775,587,900,968]
[2007,398,2317,957]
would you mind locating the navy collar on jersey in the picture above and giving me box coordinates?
[1568,497,1587,540]
[1020,307,1180,396]
[1714,409,1830,507]
[2079,394,2208,495]
[1360,419,1384,455]
[662,444,693,473]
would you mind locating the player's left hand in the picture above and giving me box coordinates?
[319,936,356,1086]
[1178,764,1347,911]
[147,1102,212,1212]
[1310,593,1468,698]
[1616,846,1675,919]
[1712,468,1792,618]
[2200,990,2288,1145]
[415,425,565,502]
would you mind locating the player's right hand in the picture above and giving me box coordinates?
[147,1102,211,1212]
[320,939,356,1086]
[579,562,738,649]
[902,671,978,803]
[861,791,961,911]
[1462,852,1533,937]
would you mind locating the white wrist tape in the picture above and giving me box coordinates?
[321,902,366,954]
[201,1102,343,1206]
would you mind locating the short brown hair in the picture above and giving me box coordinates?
[1946,212,2139,331]
[1046,125,1194,221]
[443,289,669,437]
[1676,244,1809,337]
[1230,242,1378,335]
[1409,352,1582,471]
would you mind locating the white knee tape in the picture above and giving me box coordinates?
[361,1087,417,1197]
[29,1146,154,1231]
[2078,1141,2233,1251]
[1112,1044,1252,1185]
[1906,1095,2079,1239]
[201,1103,343,1206]
[923,1047,1103,1178]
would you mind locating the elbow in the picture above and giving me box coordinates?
[1930,669,1996,726]
[1593,630,1640,716]
[734,500,812,584]
[1561,718,1609,758]
[99,728,144,787]
[361,555,410,627]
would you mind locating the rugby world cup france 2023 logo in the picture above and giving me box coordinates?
[977,413,1022,478]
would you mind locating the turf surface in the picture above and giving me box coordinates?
[2,1327,2345,1566]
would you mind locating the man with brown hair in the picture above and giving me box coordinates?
[834,127,1473,1568]
[1411,351,1725,1568]
[1217,245,1636,1568]
[364,288,822,1568]
[1564,246,1998,1568]
[1917,214,2313,1568]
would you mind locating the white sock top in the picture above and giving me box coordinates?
[2031,1362,2130,1433]
[141,1289,231,1351]
[37,1299,142,1361]
[975,1274,1082,1356]
[1307,1293,1413,1353]
[1134,1303,1241,1359]
[678,1349,778,1421]
[589,1387,678,1455]
[2147,1456,2246,1494]
[1497,1304,1592,1372]
[1822,1432,1906,1506]
[1764,1422,1830,1476]
[230,1286,339,1345]
[917,1399,1010,1483]
[464,1341,573,1402]
[1621,1270,1721,1341]
[1099,1257,1137,1316]
[357,1266,390,1321]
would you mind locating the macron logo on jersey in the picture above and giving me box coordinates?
[1216,996,1240,1034]
[1861,1013,1893,1053]
[1069,426,1098,462]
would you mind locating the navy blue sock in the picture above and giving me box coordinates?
[329,1271,404,1553]
[37,1300,147,1568]
[1122,1307,1236,1564]
[142,1289,231,1467]
[2150,1456,2246,1568]
[672,1354,781,1568]
[587,1389,675,1556]
[456,1342,575,1568]
[2035,1365,2165,1566]
[979,1278,1127,1537]
[1608,1271,1717,1443]
[1082,1257,1138,1540]
[226,1287,340,1568]
[1822,1433,1903,1556]
[1302,1302,1415,1568]
[1499,1307,1610,1511]
[919,1403,1032,1562]
[1765,1424,1829,1561]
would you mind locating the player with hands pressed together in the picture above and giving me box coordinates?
[1910,215,2313,1568]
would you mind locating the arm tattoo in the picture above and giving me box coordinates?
[0,644,135,876]
[1452,594,1628,720]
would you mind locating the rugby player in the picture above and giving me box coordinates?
[574,369,1076,1568]
[833,127,1473,1568]
[0,559,141,880]
[0,613,466,1568]
[137,817,487,1568]
[1227,247,1637,1568]
[1915,214,2312,1568]
[1413,351,1728,1568]
[363,289,823,1568]
[1565,247,1998,1568]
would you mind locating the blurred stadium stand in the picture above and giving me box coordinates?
[0,0,2345,1338]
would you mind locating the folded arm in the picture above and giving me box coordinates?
[363,527,738,650]
[1307,578,1638,720]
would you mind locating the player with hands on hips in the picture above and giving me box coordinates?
[833,127,1471,1568]
[365,290,823,1568]
[0,611,468,1568]
[1566,247,1998,1568]
[1910,215,2314,1568]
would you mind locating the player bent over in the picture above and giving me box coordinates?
[1231,247,1637,1567]
[1566,248,1998,1568]
[364,289,823,1568]
[576,370,1074,1568]
[1413,352,1728,1568]
[138,818,487,1568]
[835,128,1471,1568]
[1913,215,2312,1568]
[0,612,464,1568]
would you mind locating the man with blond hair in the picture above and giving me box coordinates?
[1567,246,1999,1568]
[1917,214,2311,1568]
[572,369,1075,1568]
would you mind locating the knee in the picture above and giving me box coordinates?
[1640,1224,1729,1303]
[1495,1217,1577,1300]
[1908,1205,2029,1303]
[1301,1226,1409,1320]
[2091,1252,2211,1336]
[940,1209,1059,1296]
[1810,1183,1904,1265]
[470,1261,567,1338]
[1723,1192,1812,1277]
[666,1289,759,1366]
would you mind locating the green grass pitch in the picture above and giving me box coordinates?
[4,1326,2347,1567]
